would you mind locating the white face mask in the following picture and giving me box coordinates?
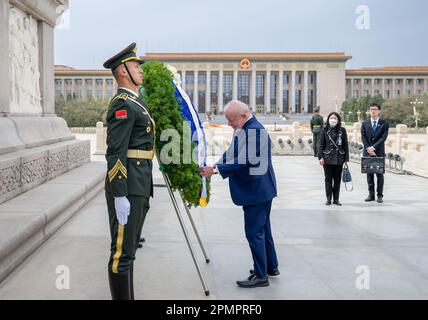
[329,119,338,127]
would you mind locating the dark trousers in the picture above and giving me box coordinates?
[313,134,320,157]
[367,173,384,197]
[323,164,343,201]
[136,200,150,247]
[106,193,150,274]
[243,200,279,278]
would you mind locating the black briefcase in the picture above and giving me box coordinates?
[361,157,385,174]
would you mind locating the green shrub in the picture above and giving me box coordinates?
[381,94,428,127]
[141,61,211,207]
[341,94,428,128]
[55,96,109,127]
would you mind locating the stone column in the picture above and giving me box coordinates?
[291,70,296,113]
[193,69,199,110]
[371,78,375,96]
[82,78,87,99]
[218,67,224,112]
[205,69,211,113]
[360,78,364,97]
[381,78,385,98]
[424,78,428,94]
[181,70,186,92]
[92,78,96,98]
[303,70,308,113]
[277,68,284,114]
[102,79,106,98]
[264,69,271,114]
[316,71,320,107]
[71,78,75,98]
[0,1,10,114]
[38,21,55,115]
[353,122,362,143]
[412,78,417,96]
[392,78,396,98]
[113,81,118,93]
[61,78,65,97]
[396,124,408,156]
[350,78,354,99]
[232,67,238,101]
[250,68,256,113]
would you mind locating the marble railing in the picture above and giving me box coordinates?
[94,122,428,177]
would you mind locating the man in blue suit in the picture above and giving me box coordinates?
[199,100,279,288]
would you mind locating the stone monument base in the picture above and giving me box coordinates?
[0,116,91,205]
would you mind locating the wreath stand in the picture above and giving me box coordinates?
[153,171,211,296]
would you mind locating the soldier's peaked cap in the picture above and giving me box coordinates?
[103,43,145,71]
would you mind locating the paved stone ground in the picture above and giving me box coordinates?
[0,155,427,300]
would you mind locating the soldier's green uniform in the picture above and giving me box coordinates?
[103,43,155,300]
[310,107,324,157]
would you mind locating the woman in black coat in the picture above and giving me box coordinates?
[318,112,350,206]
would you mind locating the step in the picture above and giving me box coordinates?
[0,161,106,283]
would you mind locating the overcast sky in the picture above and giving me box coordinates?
[54,0,428,69]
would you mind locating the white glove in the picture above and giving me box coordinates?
[114,197,130,225]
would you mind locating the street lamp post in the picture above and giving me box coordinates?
[410,98,424,130]
[334,95,340,113]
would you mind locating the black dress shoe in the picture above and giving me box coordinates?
[333,200,342,206]
[137,237,145,249]
[325,200,332,206]
[250,268,280,277]
[365,195,375,202]
[377,196,384,203]
[237,274,269,288]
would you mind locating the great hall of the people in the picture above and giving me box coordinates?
[54,52,428,116]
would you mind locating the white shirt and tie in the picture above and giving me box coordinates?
[372,119,378,132]
[370,118,380,152]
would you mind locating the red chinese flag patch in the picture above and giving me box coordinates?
[115,110,128,120]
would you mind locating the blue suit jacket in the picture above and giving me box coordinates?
[216,117,277,206]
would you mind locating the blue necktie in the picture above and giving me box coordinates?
[372,121,377,133]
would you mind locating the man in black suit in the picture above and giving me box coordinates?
[361,103,390,203]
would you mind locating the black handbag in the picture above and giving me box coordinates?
[342,163,353,191]
[361,156,385,174]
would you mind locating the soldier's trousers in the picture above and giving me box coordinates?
[313,134,320,157]
[106,193,150,273]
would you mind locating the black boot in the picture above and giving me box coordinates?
[108,270,132,300]
[130,263,135,300]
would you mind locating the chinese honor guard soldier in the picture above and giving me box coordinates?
[103,43,155,300]
[310,106,324,157]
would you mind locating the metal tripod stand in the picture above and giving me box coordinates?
[153,172,211,296]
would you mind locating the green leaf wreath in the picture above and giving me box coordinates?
[141,61,210,207]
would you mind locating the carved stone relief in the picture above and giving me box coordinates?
[9,5,42,114]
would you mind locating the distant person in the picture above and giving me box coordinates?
[310,106,324,157]
[318,112,349,206]
[361,103,390,203]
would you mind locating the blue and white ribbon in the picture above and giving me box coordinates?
[173,79,208,207]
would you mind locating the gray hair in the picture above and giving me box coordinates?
[224,100,250,115]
